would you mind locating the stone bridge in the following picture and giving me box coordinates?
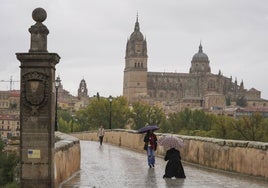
[71,129,268,179]
[57,129,268,187]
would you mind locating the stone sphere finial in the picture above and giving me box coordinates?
[32,8,47,23]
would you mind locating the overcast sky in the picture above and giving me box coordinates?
[1,0,268,99]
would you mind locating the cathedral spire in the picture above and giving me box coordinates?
[134,12,140,32]
[198,42,203,53]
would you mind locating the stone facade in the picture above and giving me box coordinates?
[16,8,60,188]
[123,16,148,102]
[0,114,20,138]
[54,132,80,188]
[0,90,20,138]
[123,17,268,113]
[0,90,20,113]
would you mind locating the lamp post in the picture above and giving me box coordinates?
[109,95,113,129]
[55,76,61,131]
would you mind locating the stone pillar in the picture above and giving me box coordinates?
[16,8,60,188]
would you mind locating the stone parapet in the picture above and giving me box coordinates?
[54,132,80,188]
[71,130,268,179]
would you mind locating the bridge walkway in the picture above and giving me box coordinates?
[60,140,268,188]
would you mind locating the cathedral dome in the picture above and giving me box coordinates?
[130,31,144,41]
[190,43,211,73]
[192,44,209,62]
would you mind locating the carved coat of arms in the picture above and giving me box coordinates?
[21,72,49,115]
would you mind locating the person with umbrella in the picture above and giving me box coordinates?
[143,129,158,168]
[158,135,186,179]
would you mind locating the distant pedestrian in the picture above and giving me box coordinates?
[163,148,186,179]
[143,130,157,168]
[97,125,105,145]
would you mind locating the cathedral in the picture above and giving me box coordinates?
[123,16,267,113]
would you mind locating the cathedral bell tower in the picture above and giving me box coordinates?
[78,78,89,99]
[123,15,148,104]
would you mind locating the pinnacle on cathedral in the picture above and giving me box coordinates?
[125,14,147,58]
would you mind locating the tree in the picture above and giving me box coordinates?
[234,112,267,141]
[211,115,236,139]
[191,110,213,131]
[109,96,130,129]
[75,96,130,131]
[166,109,215,135]
[0,137,19,186]
[165,112,183,133]
[130,101,165,130]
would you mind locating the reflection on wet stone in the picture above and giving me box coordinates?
[60,141,268,188]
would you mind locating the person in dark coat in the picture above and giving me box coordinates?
[144,130,157,168]
[163,148,186,178]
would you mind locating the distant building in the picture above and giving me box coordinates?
[0,90,20,114]
[0,114,20,138]
[0,78,90,139]
[123,16,268,113]
[0,91,20,138]
[57,78,89,113]
[235,107,268,118]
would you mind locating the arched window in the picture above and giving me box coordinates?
[208,80,215,89]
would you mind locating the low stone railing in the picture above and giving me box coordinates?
[54,132,81,188]
[71,129,268,179]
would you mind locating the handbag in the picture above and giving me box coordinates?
[143,142,148,150]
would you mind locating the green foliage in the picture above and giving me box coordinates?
[0,137,19,186]
[191,110,214,130]
[130,102,165,130]
[130,102,149,130]
[0,138,5,151]
[57,109,79,133]
[158,118,172,133]
[75,96,130,131]
[211,115,236,139]
[165,112,183,133]
[164,109,268,142]
[3,182,19,188]
[57,95,268,142]
[1,182,19,188]
[167,109,215,133]
[233,112,268,141]
[177,108,193,130]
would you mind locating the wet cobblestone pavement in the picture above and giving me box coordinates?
[60,140,268,188]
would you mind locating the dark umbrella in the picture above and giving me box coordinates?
[137,125,159,133]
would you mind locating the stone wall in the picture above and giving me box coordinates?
[54,132,81,188]
[71,129,268,179]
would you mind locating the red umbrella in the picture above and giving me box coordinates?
[158,135,185,149]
